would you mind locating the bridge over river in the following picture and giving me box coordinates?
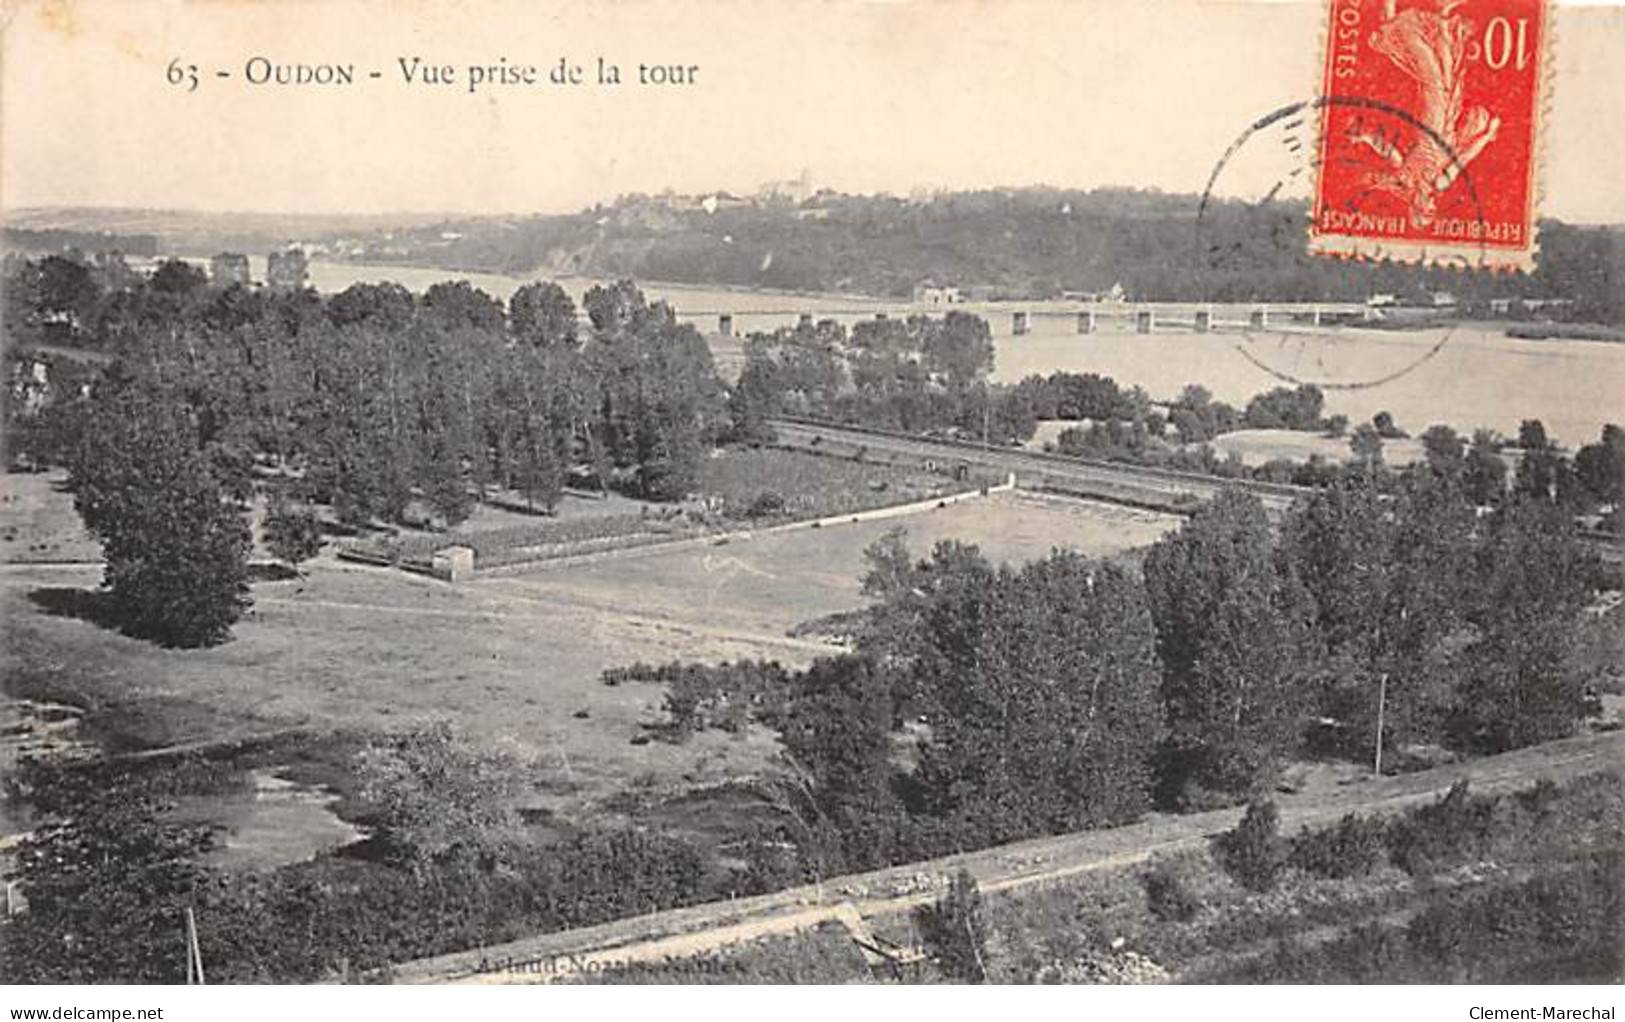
[680,301,1376,338]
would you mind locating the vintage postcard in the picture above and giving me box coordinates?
[1,0,1622,1007]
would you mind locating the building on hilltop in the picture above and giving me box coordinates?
[914,282,964,305]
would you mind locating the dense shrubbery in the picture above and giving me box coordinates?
[915,869,989,983]
[0,737,716,983]
[602,659,793,737]
[1286,812,1388,880]
[1212,801,1287,893]
[1141,859,1202,923]
[1384,780,1501,876]
[1227,849,1623,983]
[263,494,324,571]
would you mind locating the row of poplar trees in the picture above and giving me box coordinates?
[7,254,726,645]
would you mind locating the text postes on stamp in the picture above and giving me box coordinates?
[1312,0,1547,270]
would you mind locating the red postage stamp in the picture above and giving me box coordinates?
[1311,0,1548,270]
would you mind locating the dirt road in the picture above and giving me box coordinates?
[391,728,1622,984]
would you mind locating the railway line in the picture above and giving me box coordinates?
[769,417,1308,516]
[767,417,1625,565]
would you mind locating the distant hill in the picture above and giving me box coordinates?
[325,187,1625,324]
[2,226,159,257]
[10,189,1621,323]
[2,207,458,259]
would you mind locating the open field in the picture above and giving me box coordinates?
[348,448,967,571]
[1205,429,1426,468]
[0,477,1175,822]
[476,492,1179,644]
[0,473,100,564]
[1027,422,1428,469]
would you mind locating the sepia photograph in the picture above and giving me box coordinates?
[1,0,1622,1008]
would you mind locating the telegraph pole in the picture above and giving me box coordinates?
[185,906,205,985]
[1373,672,1388,777]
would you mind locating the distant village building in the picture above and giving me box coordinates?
[758,168,815,203]
[914,283,964,305]
[1061,283,1127,303]
[699,192,751,215]
[210,252,251,286]
[266,247,309,290]
[1367,293,1398,307]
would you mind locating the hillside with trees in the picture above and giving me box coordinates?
[331,188,1624,324]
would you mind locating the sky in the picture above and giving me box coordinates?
[3,0,1623,222]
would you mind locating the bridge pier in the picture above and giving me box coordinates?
[1012,311,1029,336]
[798,313,813,328]
[1136,309,1154,334]
[1077,310,1096,334]
[718,314,733,336]
[1194,308,1212,333]
[1249,308,1268,329]
[1312,306,1322,327]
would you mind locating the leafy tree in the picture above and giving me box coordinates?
[586,282,723,500]
[1573,424,1625,510]
[1449,499,1598,753]
[1420,424,1465,477]
[262,493,323,572]
[1463,429,1508,505]
[1214,800,1287,893]
[773,655,905,872]
[33,253,102,340]
[327,282,415,331]
[1513,418,1563,501]
[921,310,995,390]
[1243,384,1325,431]
[420,280,505,331]
[509,281,579,350]
[68,377,253,647]
[149,258,208,297]
[910,550,1166,845]
[1349,423,1384,475]
[353,722,525,873]
[1142,489,1313,799]
[1280,477,1474,761]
